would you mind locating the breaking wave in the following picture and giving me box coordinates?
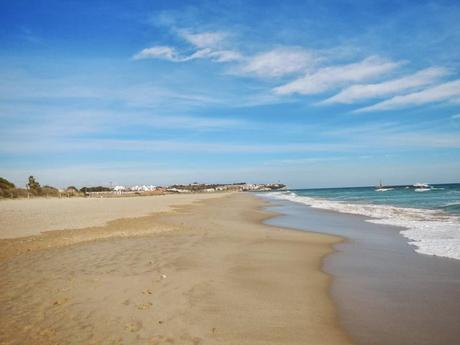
[265,191,460,261]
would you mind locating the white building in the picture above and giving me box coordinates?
[130,185,157,192]
[113,185,126,195]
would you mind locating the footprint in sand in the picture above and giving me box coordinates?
[122,299,131,306]
[53,297,69,306]
[124,321,142,333]
[136,302,153,310]
[149,335,175,344]
[142,289,153,295]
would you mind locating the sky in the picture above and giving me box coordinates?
[1,0,460,188]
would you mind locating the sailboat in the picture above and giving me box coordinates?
[375,180,393,192]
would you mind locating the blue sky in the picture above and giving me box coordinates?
[1,0,460,188]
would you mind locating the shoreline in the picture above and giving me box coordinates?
[264,189,460,261]
[0,192,353,345]
[264,197,460,345]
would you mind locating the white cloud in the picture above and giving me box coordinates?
[133,46,179,61]
[356,79,460,112]
[0,137,357,155]
[133,45,241,63]
[136,114,247,130]
[133,29,241,63]
[379,132,460,149]
[274,56,403,95]
[322,67,448,104]
[238,47,315,78]
[180,31,226,48]
[207,50,242,62]
[184,48,242,62]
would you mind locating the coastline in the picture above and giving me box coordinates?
[264,186,460,260]
[0,192,353,345]
[263,197,460,345]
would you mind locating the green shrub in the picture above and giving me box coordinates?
[0,186,29,198]
[0,177,17,198]
[66,186,78,192]
[80,186,112,193]
[11,188,29,198]
[0,177,15,190]
[42,185,60,197]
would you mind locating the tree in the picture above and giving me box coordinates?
[27,176,42,195]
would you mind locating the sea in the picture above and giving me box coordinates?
[260,184,460,345]
[264,183,460,260]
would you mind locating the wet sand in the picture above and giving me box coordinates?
[0,193,353,345]
[265,199,460,345]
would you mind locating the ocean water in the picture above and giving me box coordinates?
[264,183,460,260]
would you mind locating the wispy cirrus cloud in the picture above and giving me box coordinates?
[179,31,226,48]
[273,56,403,95]
[133,45,242,63]
[132,26,459,113]
[4,129,459,157]
[321,67,449,104]
[356,79,460,112]
[191,48,242,62]
[133,30,242,63]
[134,28,318,78]
[236,47,316,78]
[0,137,357,155]
[133,46,180,61]
[1,107,250,141]
[0,70,223,108]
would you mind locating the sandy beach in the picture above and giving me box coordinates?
[0,194,226,239]
[0,193,352,345]
[0,194,227,261]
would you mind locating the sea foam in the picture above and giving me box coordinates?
[265,191,460,260]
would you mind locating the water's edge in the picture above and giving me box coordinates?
[260,196,460,345]
[265,189,460,260]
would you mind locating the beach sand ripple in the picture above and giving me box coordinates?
[0,193,352,345]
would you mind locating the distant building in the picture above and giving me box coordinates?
[113,185,126,195]
[130,185,157,192]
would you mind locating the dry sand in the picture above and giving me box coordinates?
[0,193,224,239]
[0,193,353,345]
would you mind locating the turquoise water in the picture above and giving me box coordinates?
[292,183,460,215]
[264,183,460,260]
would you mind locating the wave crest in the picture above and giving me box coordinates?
[265,191,460,261]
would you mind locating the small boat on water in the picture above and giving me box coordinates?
[413,182,431,192]
[375,180,393,192]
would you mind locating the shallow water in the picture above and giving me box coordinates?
[262,198,460,345]
[265,185,460,260]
